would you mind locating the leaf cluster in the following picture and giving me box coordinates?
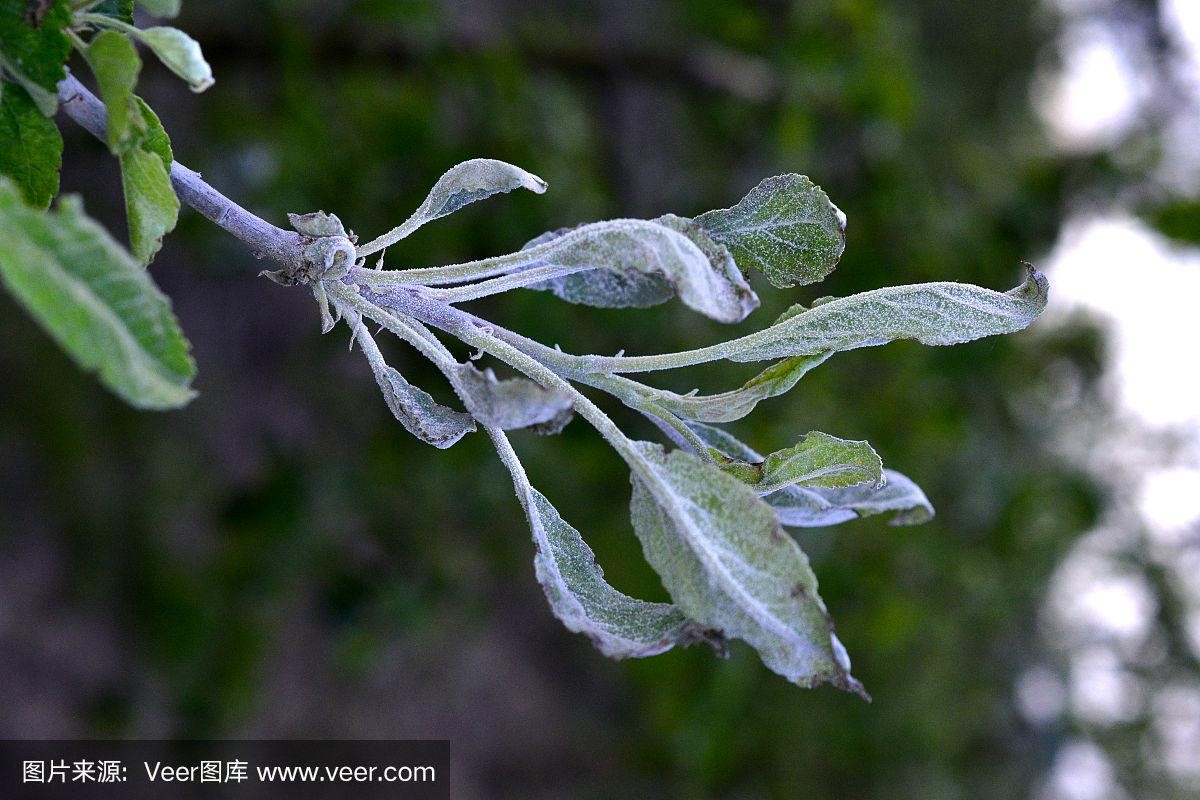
[314,159,1048,694]
[0,5,1050,692]
[1,0,210,406]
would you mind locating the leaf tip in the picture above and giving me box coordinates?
[524,173,549,194]
[1019,261,1050,300]
[831,202,847,233]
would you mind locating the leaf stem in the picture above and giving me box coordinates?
[55,73,308,269]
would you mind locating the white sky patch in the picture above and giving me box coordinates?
[1018,666,1069,725]
[1162,0,1200,76]
[1032,1,1200,795]
[1035,22,1147,151]
[1039,740,1126,800]
[1042,214,1200,431]
[1138,468,1200,543]
[1052,561,1159,644]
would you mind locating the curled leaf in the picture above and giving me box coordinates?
[488,429,705,658]
[522,224,673,309]
[713,430,884,495]
[136,0,181,18]
[350,315,475,448]
[728,267,1050,362]
[120,142,178,264]
[375,365,476,448]
[358,159,547,255]
[628,441,866,695]
[84,30,141,152]
[134,27,213,92]
[289,210,348,239]
[522,217,759,322]
[694,173,846,288]
[586,268,1050,372]
[450,362,574,432]
[693,422,933,526]
[768,471,935,527]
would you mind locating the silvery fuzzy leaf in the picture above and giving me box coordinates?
[376,365,476,448]
[349,315,476,448]
[450,363,574,432]
[358,159,547,255]
[488,429,705,658]
[692,422,933,526]
[724,267,1049,363]
[694,173,845,289]
[522,224,673,309]
[594,268,1049,374]
[768,472,934,527]
[522,218,759,323]
[639,351,832,423]
[288,210,347,239]
[628,441,866,696]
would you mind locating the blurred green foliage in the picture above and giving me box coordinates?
[0,0,1129,797]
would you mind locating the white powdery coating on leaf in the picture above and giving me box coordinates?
[694,173,846,289]
[449,362,574,431]
[726,269,1049,362]
[488,429,694,659]
[358,158,547,255]
[629,442,866,695]
[690,423,934,526]
[524,217,759,322]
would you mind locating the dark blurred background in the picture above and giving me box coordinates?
[3,1,1199,798]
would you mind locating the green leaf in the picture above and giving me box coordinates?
[134,27,212,93]
[522,217,759,322]
[133,96,172,165]
[590,268,1050,372]
[0,177,195,408]
[695,173,846,289]
[119,142,178,264]
[84,30,141,151]
[449,362,575,432]
[0,0,71,113]
[92,0,135,24]
[358,158,547,255]
[713,430,884,495]
[0,79,62,207]
[488,429,709,659]
[691,423,934,526]
[628,441,866,695]
[136,0,181,18]
[82,33,178,263]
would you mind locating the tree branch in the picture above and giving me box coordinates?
[55,72,308,269]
